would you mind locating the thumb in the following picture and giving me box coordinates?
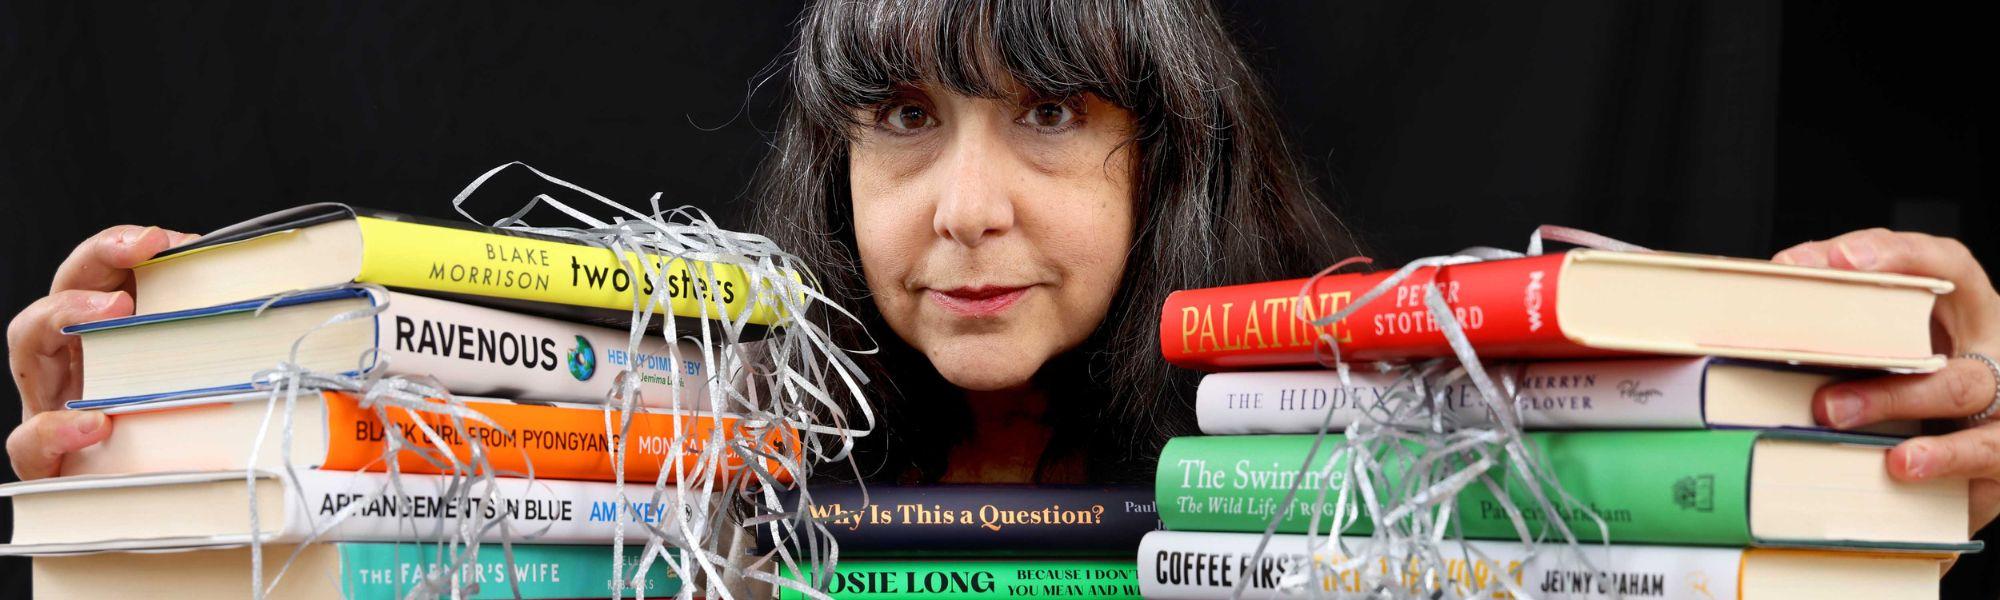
[6,410,111,480]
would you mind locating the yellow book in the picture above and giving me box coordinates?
[133,203,794,328]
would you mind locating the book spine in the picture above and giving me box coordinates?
[1195,358,1711,434]
[758,486,1160,556]
[1137,531,1746,599]
[1158,253,1594,370]
[1154,431,1756,546]
[317,391,798,483]
[337,543,682,599]
[280,470,681,544]
[354,217,791,326]
[376,291,713,409]
[779,560,1141,600]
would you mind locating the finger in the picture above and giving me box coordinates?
[1772,240,1834,268]
[1888,426,2000,482]
[48,225,191,294]
[5,410,111,480]
[1818,228,1983,283]
[7,289,134,358]
[1815,356,1998,428]
[1811,229,1998,344]
[7,290,136,414]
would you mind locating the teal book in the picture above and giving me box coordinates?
[31,543,682,599]
[1156,430,1977,551]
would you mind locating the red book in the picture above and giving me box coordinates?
[1159,250,1950,372]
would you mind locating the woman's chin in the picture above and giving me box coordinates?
[935,364,1037,392]
[926,347,1042,392]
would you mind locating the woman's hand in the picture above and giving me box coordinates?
[1776,228,2000,534]
[6,225,196,479]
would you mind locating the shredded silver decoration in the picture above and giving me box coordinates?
[1231,227,1651,599]
[220,163,1655,599]
[233,162,875,599]
[245,286,548,599]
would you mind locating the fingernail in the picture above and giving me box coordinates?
[88,292,119,310]
[73,413,105,435]
[1824,391,1864,428]
[118,226,157,246]
[1837,240,1878,269]
[1903,443,1930,479]
[1773,251,1795,265]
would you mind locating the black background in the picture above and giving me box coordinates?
[2,1,1991,596]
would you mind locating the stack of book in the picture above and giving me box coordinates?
[1,204,797,599]
[1135,249,1979,599]
[763,485,1153,599]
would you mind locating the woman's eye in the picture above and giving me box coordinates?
[879,103,936,133]
[1024,101,1076,129]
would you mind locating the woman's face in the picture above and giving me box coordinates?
[849,84,1138,391]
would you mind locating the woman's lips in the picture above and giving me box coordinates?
[927,286,1030,318]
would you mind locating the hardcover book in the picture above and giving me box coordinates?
[1138,531,1946,599]
[65,286,714,409]
[781,560,1141,600]
[61,389,798,484]
[1155,430,1974,551]
[1159,250,1950,372]
[756,485,1159,556]
[129,203,794,328]
[1196,357,1916,435]
[0,470,690,554]
[31,543,681,599]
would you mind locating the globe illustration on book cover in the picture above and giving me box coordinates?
[567,335,596,381]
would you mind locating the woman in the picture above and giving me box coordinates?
[746,0,1357,484]
[10,0,2000,545]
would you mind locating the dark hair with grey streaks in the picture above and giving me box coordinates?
[751,0,1360,483]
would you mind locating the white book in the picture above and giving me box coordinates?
[66,285,722,409]
[1196,357,1917,435]
[0,469,693,555]
[1138,531,1945,600]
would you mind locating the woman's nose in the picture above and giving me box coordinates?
[932,129,1016,248]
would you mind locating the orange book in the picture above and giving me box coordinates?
[65,390,799,484]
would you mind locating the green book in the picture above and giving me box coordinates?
[1156,430,1977,551]
[780,560,1140,599]
[338,543,682,598]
